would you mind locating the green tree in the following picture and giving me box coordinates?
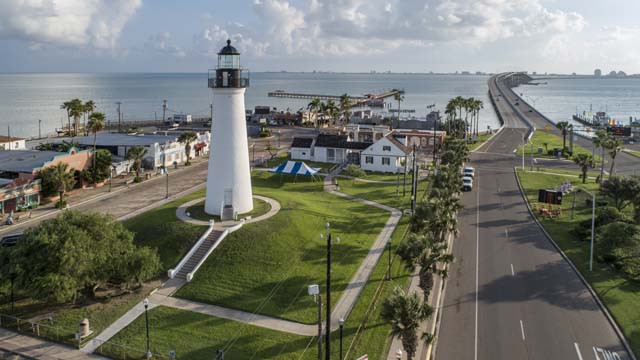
[339,93,351,125]
[394,92,405,126]
[396,233,429,271]
[0,211,160,302]
[597,221,638,262]
[87,112,106,174]
[264,141,278,160]
[178,132,198,165]
[573,153,594,184]
[593,130,611,183]
[600,176,640,211]
[36,162,76,207]
[380,286,434,360]
[83,100,96,136]
[342,163,366,178]
[307,98,322,131]
[417,241,454,300]
[607,137,622,177]
[555,121,572,150]
[126,145,148,181]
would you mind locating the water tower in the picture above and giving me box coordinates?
[205,40,253,218]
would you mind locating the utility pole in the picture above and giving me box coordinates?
[522,132,525,171]
[116,102,122,133]
[162,100,167,124]
[210,103,214,123]
[7,125,11,151]
[325,228,332,360]
[38,119,42,139]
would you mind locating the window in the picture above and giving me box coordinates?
[383,145,391,152]
[327,148,336,162]
[382,157,390,165]
[365,156,374,164]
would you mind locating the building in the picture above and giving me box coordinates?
[290,137,313,160]
[312,134,370,164]
[360,135,413,173]
[205,40,253,217]
[345,124,391,143]
[0,136,26,150]
[0,179,41,215]
[394,129,446,151]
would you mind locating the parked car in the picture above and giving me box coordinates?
[1,234,23,247]
[463,166,475,179]
[462,176,473,192]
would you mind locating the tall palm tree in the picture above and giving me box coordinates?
[307,98,322,132]
[593,130,611,183]
[417,242,454,299]
[394,92,405,126]
[178,132,198,165]
[60,101,74,136]
[473,99,484,136]
[83,100,96,136]
[607,137,622,177]
[339,93,351,125]
[51,162,75,208]
[381,286,434,360]
[126,146,148,181]
[324,99,339,126]
[573,153,594,184]
[66,99,84,137]
[555,121,572,150]
[87,112,106,174]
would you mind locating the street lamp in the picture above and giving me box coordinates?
[324,222,332,360]
[308,284,322,360]
[570,188,597,271]
[339,317,345,360]
[143,298,151,359]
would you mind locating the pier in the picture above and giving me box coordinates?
[268,89,405,106]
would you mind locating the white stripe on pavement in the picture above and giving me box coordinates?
[574,343,584,360]
[520,320,526,341]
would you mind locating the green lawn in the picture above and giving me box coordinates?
[175,171,390,324]
[523,167,601,179]
[517,130,601,161]
[187,197,272,222]
[468,132,494,152]
[338,177,428,210]
[123,191,208,270]
[623,148,640,159]
[518,170,640,355]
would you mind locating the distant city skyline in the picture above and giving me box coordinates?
[1,1,640,74]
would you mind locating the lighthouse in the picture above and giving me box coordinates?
[204,40,253,218]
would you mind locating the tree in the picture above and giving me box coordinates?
[380,286,434,360]
[84,149,113,183]
[607,137,622,177]
[394,92,405,126]
[593,130,611,183]
[342,163,365,178]
[307,98,322,131]
[573,153,594,183]
[555,121,572,150]
[396,233,429,271]
[126,145,148,181]
[339,93,351,125]
[599,176,640,211]
[417,241,453,300]
[37,162,76,208]
[87,112,106,174]
[178,132,198,165]
[62,98,84,137]
[83,100,96,136]
[597,221,638,262]
[60,101,74,137]
[264,141,278,160]
[0,211,161,302]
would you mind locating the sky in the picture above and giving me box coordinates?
[0,0,639,74]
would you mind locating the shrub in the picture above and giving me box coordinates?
[342,164,366,178]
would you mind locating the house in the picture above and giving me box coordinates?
[393,129,446,151]
[0,179,41,214]
[360,135,413,173]
[345,124,391,143]
[0,136,26,150]
[289,134,370,164]
[290,137,313,160]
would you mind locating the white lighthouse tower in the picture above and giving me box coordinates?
[204,40,253,218]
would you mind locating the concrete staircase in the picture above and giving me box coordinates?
[221,206,235,221]
[175,229,224,280]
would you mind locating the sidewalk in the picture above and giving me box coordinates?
[0,328,107,360]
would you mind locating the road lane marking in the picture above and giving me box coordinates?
[475,170,480,360]
[574,343,583,360]
[520,320,525,340]
[511,264,515,276]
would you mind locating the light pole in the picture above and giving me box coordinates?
[522,132,526,170]
[339,317,344,360]
[277,130,281,149]
[160,143,168,199]
[109,166,115,192]
[324,222,332,360]
[143,298,151,359]
[308,284,322,360]
[38,119,42,139]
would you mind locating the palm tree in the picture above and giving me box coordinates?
[83,100,96,136]
[573,153,594,184]
[178,132,198,165]
[339,93,351,125]
[324,100,339,126]
[87,112,106,174]
[307,98,322,132]
[555,121,572,150]
[381,286,434,360]
[607,137,622,177]
[417,242,454,299]
[60,101,74,136]
[593,130,611,183]
[126,146,148,181]
[473,99,484,136]
[65,98,84,137]
[51,162,75,208]
[394,92,405,126]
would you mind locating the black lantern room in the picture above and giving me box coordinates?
[209,40,249,89]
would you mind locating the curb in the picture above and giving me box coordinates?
[513,167,637,360]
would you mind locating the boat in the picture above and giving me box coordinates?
[572,111,610,127]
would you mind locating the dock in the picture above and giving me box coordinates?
[268,89,405,107]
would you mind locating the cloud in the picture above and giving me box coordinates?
[0,0,142,48]
[145,32,185,57]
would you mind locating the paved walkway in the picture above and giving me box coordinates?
[175,195,281,229]
[0,328,107,360]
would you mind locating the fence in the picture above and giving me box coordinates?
[92,338,172,360]
[0,313,85,349]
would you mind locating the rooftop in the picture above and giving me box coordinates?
[386,135,413,155]
[0,136,25,142]
[315,134,370,150]
[291,137,313,149]
[0,150,62,173]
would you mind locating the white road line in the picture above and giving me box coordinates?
[511,264,515,276]
[574,343,584,360]
[504,228,509,238]
[520,320,526,340]
[475,170,480,360]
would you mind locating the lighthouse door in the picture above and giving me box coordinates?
[224,189,233,207]
[222,72,229,87]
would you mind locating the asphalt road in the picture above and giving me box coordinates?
[435,76,634,360]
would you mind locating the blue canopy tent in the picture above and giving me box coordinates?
[269,161,320,182]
